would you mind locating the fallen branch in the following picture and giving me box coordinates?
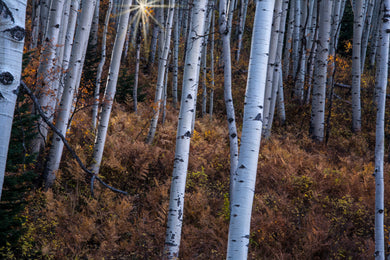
[20,81,128,197]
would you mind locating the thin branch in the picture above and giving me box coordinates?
[20,81,128,196]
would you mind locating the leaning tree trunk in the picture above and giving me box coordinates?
[32,0,66,155]
[373,1,390,258]
[43,0,97,188]
[89,0,133,175]
[226,0,274,258]
[0,0,27,199]
[92,0,112,129]
[309,0,333,142]
[163,1,208,258]
[351,0,364,132]
[145,0,175,144]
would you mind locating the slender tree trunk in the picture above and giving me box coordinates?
[277,66,286,124]
[133,24,141,113]
[163,1,208,258]
[44,0,97,188]
[0,0,27,199]
[309,0,333,141]
[209,8,215,120]
[283,0,294,80]
[226,1,274,258]
[89,0,133,175]
[146,7,162,72]
[145,0,175,144]
[361,0,376,71]
[92,0,112,129]
[30,0,40,49]
[32,0,66,155]
[236,0,248,62]
[263,0,283,138]
[39,0,51,44]
[172,4,180,109]
[88,0,100,54]
[219,0,239,201]
[373,2,390,258]
[351,0,364,132]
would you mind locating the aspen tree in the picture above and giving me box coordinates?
[133,24,141,113]
[219,0,239,199]
[30,0,40,49]
[44,0,97,187]
[0,0,27,199]
[92,0,112,129]
[309,0,333,142]
[262,0,283,139]
[145,0,175,144]
[209,7,215,120]
[32,0,66,155]
[163,1,208,257]
[226,0,274,258]
[172,4,179,109]
[89,0,133,175]
[236,0,248,62]
[351,0,365,132]
[373,1,390,258]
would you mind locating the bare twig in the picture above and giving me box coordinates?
[20,81,128,196]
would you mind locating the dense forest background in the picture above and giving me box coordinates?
[1,0,390,258]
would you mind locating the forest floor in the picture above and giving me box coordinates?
[2,54,389,259]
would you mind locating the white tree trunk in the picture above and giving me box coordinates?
[133,25,141,113]
[351,0,364,132]
[219,0,239,200]
[172,4,180,109]
[283,0,294,80]
[201,7,212,117]
[32,0,66,155]
[263,0,288,138]
[373,2,390,258]
[262,0,283,138]
[236,0,248,62]
[44,0,97,187]
[226,0,274,258]
[88,0,100,53]
[39,0,51,43]
[145,0,175,144]
[89,0,133,175]
[277,66,286,124]
[163,1,208,258]
[0,0,27,199]
[309,0,333,141]
[361,0,376,71]
[209,8,215,120]
[92,0,112,129]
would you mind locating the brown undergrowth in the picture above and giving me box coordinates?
[9,96,388,259]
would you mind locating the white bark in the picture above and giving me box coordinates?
[163,1,208,258]
[133,24,141,113]
[361,0,376,71]
[309,0,333,141]
[292,0,301,78]
[351,0,365,132]
[172,4,179,109]
[201,6,212,117]
[88,0,100,53]
[374,2,390,258]
[236,0,248,62]
[92,0,112,129]
[220,0,239,199]
[89,0,133,175]
[277,66,286,124]
[262,0,283,138]
[226,0,274,258]
[209,8,215,120]
[0,0,27,199]
[44,0,97,187]
[33,0,66,155]
[145,0,175,144]
[39,0,51,43]
[263,0,288,138]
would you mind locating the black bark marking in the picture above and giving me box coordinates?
[184,131,191,138]
[378,209,384,214]
[178,208,182,220]
[0,92,4,100]
[228,118,234,123]
[239,164,246,169]
[187,94,192,99]
[230,133,237,138]
[173,176,179,180]
[0,72,14,85]
[238,180,244,183]
[254,113,262,121]
[3,26,25,41]
[0,1,14,23]
[242,235,250,239]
